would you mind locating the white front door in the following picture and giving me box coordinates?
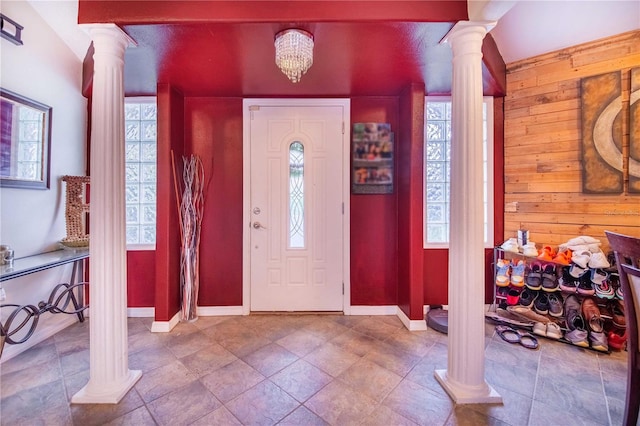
[245,100,348,311]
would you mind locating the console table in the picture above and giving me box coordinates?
[0,249,89,356]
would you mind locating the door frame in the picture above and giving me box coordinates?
[242,98,351,314]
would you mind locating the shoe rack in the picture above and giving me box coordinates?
[488,247,626,353]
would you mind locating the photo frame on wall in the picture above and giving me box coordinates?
[351,122,393,194]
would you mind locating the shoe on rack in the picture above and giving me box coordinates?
[552,249,572,265]
[525,262,543,290]
[564,295,590,348]
[546,322,563,339]
[571,250,591,269]
[506,305,550,324]
[496,286,509,300]
[501,238,520,253]
[608,328,627,351]
[588,251,610,269]
[609,273,623,300]
[547,292,564,317]
[519,288,537,309]
[534,292,549,315]
[558,267,578,293]
[541,264,559,292]
[511,261,526,287]
[496,259,511,287]
[507,288,521,306]
[610,300,626,328]
[532,322,546,337]
[569,262,588,279]
[576,273,595,296]
[522,242,538,257]
[589,330,608,352]
[593,276,615,300]
[537,246,555,261]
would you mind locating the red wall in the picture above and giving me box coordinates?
[184,97,244,306]
[127,251,155,307]
[152,84,184,320]
[350,98,399,305]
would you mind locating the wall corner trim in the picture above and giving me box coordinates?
[151,311,180,333]
[396,306,427,331]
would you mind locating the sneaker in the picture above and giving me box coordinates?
[507,288,520,306]
[548,292,564,317]
[532,322,546,337]
[496,286,509,299]
[564,295,589,347]
[534,293,549,315]
[558,267,578,293]
[510,261,526,287]
[589,330,608,352]
[496,259,511,287]
[525,262,542,290]
[537,246,555,261]
[546,322,563,339]
[519,288,537,308]
[552,249,572,265]
[522,242,538,257]
[610,300,626,328]
[501,238,520,253]
[541,264,558,292]
[588,251,610,268]
[576,273,595,296]
[571,250,591,269]
[593,277,615,300]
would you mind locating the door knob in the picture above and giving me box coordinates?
[253,222,267,229]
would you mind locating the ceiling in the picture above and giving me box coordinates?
[27,0,640,98]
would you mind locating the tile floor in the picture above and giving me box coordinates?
[0,314,629,425]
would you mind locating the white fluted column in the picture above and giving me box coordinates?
[434,21,502,404]
[72,24,141,404]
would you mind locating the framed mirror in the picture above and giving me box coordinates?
[1,88,51,189]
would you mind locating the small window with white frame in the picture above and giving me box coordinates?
[423,96,494,248]
[124,97,157,249]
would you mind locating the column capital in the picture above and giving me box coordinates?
[441,20,496,46]
[80,23,136,49]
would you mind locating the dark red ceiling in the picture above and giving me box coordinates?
[79,1,505,98]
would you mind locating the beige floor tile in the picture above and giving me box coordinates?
[301,318,350,341]
[352,316,403,340]
[337,358,402,402]
[179,342,237,377]
[134,359,197,403]
[147,380,221,425]
[242,342,298,377]
[305,380,377,425]
[0,339,57,375]
[329,329,380,357]
[363,340,421,377]
[383,329,436,357]
[165,330,216,359]
[129,345,178,373]
[382,379,453,425]
[70,388,144,426]
[200,359,265,403]
[279,405,329,425]
[276,330,327,357]
[190,406,243,425]
[361,404,418,426]
[445,405,510,426]
[226,380,299,425]
[1,380,70,425]
[270,359,333,402]
[59,347,90,377]
[528,398,604,426]
[304,342,361,377]
[103,405,156,426]
[0,356,61,399]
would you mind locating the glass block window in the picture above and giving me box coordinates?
[289,141,305,248]
[17,106,44,180]
[125,97,157,246]
[424,97,493,248]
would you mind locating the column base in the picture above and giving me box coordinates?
[71,369,142,404]
[434,369,502,404]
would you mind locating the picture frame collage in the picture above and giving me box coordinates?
[351,122,393,194]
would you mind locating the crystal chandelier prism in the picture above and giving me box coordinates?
[274,29,314,83]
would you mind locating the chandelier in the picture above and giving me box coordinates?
[274,29,314,83]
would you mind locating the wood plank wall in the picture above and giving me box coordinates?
[504,30,640,252]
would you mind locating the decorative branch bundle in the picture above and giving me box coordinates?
[174,154,205,322]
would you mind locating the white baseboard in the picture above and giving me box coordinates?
[396,306,427,331]
[151,311,180,333]
[197,306,244,316]
[127,307,155,317]
[349,305,397,315]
